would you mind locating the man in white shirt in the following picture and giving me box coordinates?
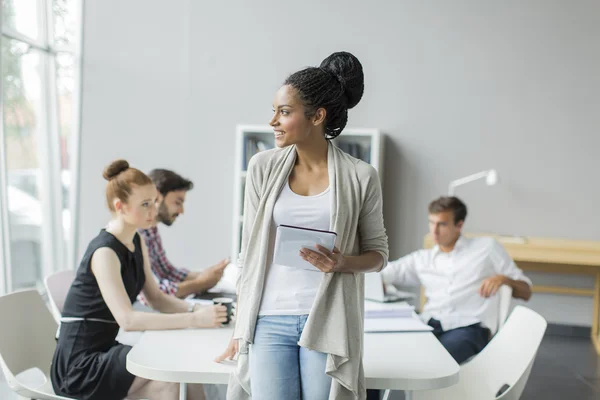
[382,196,532,364]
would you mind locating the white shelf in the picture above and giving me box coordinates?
[231,125,384,262]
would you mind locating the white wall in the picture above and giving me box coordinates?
[78,0,192,255]
[80,0,600,326]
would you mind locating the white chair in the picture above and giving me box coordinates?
[0,289,75,399]
[495,284,512,335]
[43,269,145,347]
[412,305,547,400]
[44,269,75,321]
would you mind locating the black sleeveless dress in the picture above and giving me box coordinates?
[51,229,146,400]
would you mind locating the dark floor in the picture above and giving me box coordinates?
[2,331,599,399]
[520,333,600,400]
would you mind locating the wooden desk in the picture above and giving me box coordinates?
[423,233,600,354]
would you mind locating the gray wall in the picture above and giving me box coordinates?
[79,0,600,325]
[78,1,193,258]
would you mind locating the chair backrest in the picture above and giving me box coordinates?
[414,306,547,400]
[0,289,73,399]
[44,269,75,321]
[495,357,536,400]
[462,305,547,399]
[494,284,513,335]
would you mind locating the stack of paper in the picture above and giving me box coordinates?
[364,317,433,333]
[364,302,414,319]
[364,301,433,333]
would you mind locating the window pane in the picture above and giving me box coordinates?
[1,0,41,41]
[53,0,78,47]
[56,52,74,244]
[2,38,49,290]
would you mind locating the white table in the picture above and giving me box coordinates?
[127,326,458,400]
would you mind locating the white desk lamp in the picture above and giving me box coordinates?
[445,169,526,244]
[448,169,498,195]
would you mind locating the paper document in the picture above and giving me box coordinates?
[364,301,414,318]
[364,316,433,333]
[365,309,413,319]
[207,263,237,293]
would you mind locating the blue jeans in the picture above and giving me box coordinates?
[250,315,332,400]
[428,318,490,364]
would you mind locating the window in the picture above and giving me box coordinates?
[0,0,81,293]
[2,0,42,41]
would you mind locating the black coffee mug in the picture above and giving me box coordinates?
[213,297,233,325]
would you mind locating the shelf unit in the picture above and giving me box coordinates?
[231,125,384,261]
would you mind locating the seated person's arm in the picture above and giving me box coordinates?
[148,235,227,297]
[173,279,202,299]
[479,240,532,301]
[92,246,225,331]
[381,251,421,288]
[175,259,229,298]
[145,228,204,295]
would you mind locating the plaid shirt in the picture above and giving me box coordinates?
[137,226,190,302]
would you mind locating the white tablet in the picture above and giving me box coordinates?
[273,224,337,272]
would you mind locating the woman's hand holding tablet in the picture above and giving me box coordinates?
[273,224,339,272]
[299,244,345,273]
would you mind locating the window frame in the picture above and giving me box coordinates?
[0,0,82,294]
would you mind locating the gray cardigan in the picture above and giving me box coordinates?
[227,143,389,400]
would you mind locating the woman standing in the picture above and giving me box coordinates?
[216,52,388,399]
[51,160,227,400]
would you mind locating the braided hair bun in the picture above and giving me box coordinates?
[284,51,365,139]
[319,51,364,109]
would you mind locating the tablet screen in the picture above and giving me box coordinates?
[273,225,337,271]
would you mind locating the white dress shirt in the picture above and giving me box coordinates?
[381,236,532,331]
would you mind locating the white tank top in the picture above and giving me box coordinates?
[258,181,331,315]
